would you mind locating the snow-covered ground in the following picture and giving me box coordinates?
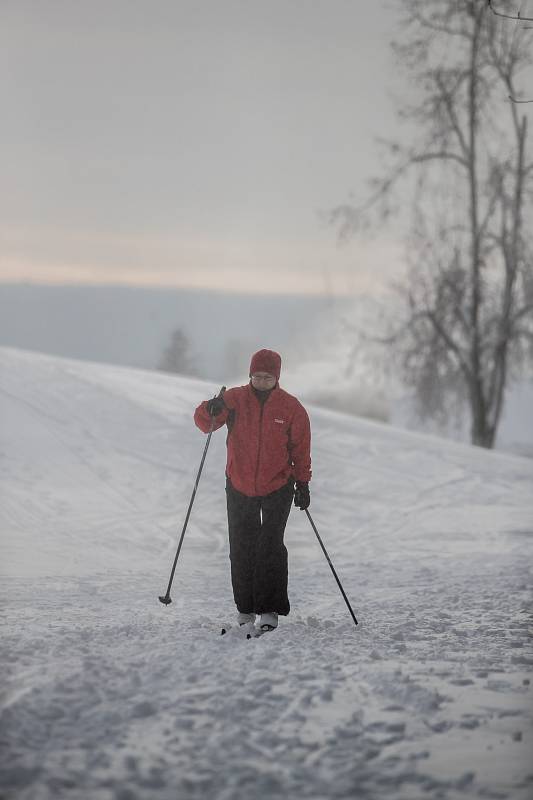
[1,347,532,800]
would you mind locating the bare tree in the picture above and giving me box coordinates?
[332,0,533,448]
[158,328,197,376]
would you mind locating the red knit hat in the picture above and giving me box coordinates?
[249,349,282,381]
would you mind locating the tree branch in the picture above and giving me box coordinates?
[407,5,473,38]
[512,302,533,323]
[513,326,533,340]
[329,147,468,242]
[487,1,533,102]
[487,0,533,22]
[435,72,470,157]
[425,309,472,378]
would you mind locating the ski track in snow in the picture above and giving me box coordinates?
[1,347,532,800]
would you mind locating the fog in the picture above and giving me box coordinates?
[0,283,348,380]
[1,282,531,458]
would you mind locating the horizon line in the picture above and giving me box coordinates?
[0,278,379,300]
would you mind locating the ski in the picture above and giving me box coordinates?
[256,625,276,637]
[220,623,256,639]
[220,623,276,639]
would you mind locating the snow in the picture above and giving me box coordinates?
[1,346,532,800]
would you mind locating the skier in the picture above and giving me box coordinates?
[194,349,311,633]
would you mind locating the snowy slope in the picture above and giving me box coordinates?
[1,347,532,800]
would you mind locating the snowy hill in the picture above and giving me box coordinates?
[1,347,532,800]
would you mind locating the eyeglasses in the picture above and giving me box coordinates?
[251,374,276,383]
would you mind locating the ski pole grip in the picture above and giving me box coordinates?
[218,386,226,397]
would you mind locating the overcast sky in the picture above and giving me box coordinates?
[1,0,404,296]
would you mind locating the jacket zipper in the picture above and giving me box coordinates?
[254,403,265,495]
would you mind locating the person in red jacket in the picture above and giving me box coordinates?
[194,349,311,632]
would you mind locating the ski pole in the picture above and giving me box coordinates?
[305,509,358,626]
[159,386,226,606]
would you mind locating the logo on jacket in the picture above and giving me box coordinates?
[274,418,285,424]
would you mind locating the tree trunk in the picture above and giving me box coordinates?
[469,377,495,448]
[467,7,488,447]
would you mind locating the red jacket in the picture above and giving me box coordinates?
[194,384,312,497]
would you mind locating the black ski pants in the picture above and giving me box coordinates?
[226,479,294,616]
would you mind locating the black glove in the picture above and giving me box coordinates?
[294,481,310,511]
[206,396,226,417]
